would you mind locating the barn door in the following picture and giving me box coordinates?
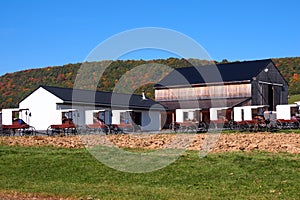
[268,85,274,111]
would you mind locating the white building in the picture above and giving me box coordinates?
[18,85,164,131]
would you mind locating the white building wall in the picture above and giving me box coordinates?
[141,111,161,131]
[19,87,63,130]
[111,110,161,131]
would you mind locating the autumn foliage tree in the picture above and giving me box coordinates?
[0,57,299,108]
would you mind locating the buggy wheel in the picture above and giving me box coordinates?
[72,128,78,135]
[100,125,110,135]
[228,120,235,130]
[112,126,122,134]
[46,126,65,136]
[169,123,178,133]
[292,121,300,129]
[276,122,283,130]
[257,122,267,132]
[25,126,36,136]
[238,123,246,132]
[46,126,54,136]
[2,128,12,136]
[169,123,174,132]
[198,121,208,133]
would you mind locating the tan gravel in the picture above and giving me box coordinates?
[1,133,300,154]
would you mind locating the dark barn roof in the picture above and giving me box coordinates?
[40,85,164,110]
[155,59,273,88]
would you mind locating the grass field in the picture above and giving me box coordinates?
[289,94,300,104]
[1,145,300,199]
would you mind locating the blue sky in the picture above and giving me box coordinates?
[0,0,299,75]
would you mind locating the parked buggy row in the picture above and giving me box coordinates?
[1,104,300,136]
[169,104,300,133]
[80,121,141,135]
[169,117,300,133]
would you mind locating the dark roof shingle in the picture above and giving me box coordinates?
[155,59,273,88]
[41,85,164,110]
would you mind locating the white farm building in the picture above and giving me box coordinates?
[17,85,164,131]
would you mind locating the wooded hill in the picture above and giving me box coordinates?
[0,57,299,108]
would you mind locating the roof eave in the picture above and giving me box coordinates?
[154,80,251,89]
[60,101,166,111]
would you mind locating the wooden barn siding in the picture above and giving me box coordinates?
[251,62,288,108]
[155,84,252,101]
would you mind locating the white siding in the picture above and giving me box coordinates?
[19,87,63,130]
[141,111,161,131]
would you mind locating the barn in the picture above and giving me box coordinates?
[18,85,164,131]
[154,59,288,126]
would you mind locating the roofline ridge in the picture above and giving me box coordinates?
[170,58,273,70]
[40,85,146,98]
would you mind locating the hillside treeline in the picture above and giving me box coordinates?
[0,57,299,108]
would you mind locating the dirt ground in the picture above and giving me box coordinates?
[1,132,300,199]
[1,132,300,154]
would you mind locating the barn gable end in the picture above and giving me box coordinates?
[154,59,288,110]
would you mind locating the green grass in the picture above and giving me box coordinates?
[288,94,300,104]
[1,145,300,199]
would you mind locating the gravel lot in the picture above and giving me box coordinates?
[1,132,300,154]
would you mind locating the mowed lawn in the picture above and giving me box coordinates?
[1,145,300,199]
[289,94,300,104]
